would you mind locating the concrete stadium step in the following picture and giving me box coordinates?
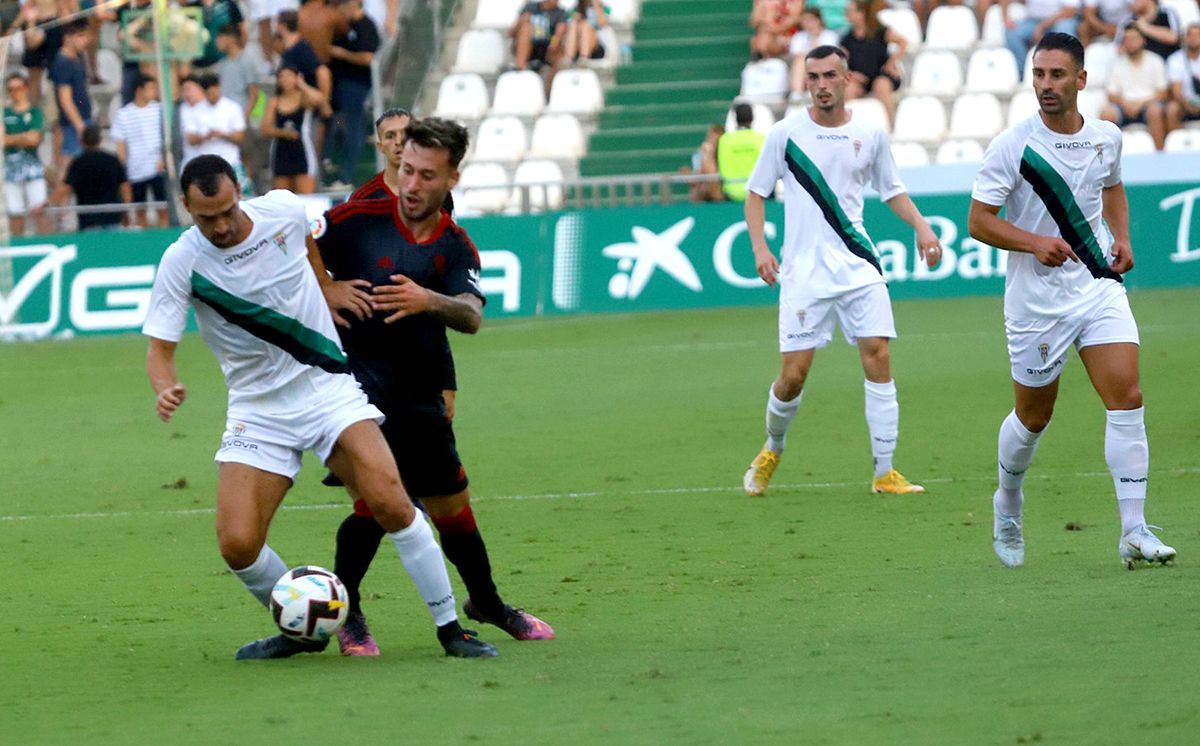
[639,0,751,19]
[578,147,696,177]
[606,79,741,107]
[634,13,754,41]
[587,123,712,153]
[615,56,747,85]
[599,101,732,129]
[632,36,749,62]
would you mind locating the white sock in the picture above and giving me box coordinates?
[765,384,801,453]
[389,517,458,627]
[996,410,1043,515]
[864,379,898,478]
[1106,407,1148,534]
[230,543,288,607]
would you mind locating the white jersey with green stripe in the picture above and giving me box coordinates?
[142,190,350,407]
[972,114,1125,321]
[746,109,906,300]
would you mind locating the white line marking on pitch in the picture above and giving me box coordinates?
[2,468,1197,523]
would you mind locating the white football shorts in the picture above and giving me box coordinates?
[1006,286,1139,388]
[4,178,47,213]
[216,369,383,480]
[779,282,896,353]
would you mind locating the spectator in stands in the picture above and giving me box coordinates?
[326,0,378,188]
[262,64,324,193]
[48,124,131,231]
[197,74,251,190]
[17,0,66,105]
[1102,22,1171,149]
[249,0,300,71]
[512,0,568,79]
[564,0,609,63]
[807,0,850,33]
[1165,22,1200,129]
[788,7,839,102]
[750,0,803,60]
[177,74,207,167]
[49,19,93,170]
[841,0,905,125]
[1115,0,1181,59]
[1002,0,1080,76]
[277,9,332,114]
[117,0,155,104]
[684,123,725,202]
[718,103,765,202]
[216,23,259,116]
[111,73,166,228]
[187,0,247,71]
[3,72,51,236]
[298,0,347,63]
[1081,0,1133,44]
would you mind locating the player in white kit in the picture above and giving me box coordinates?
[142,155,498,658]
[740,45,943,497]
[967,33,1175,569]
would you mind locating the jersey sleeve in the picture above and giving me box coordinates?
[1103,125,1123,188]
[870,126,906,202]
[141,241,194,342]
[745,121,787,199]
[309,206,355,278]
[971,131,1019,207]
[445,227,486,303]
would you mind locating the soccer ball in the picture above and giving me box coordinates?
[270,566,349,642]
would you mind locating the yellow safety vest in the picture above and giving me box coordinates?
[717,128,766,202]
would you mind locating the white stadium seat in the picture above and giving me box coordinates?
[1122,129,1157,155]
[935,139,985,164]
[924,5,979,51]
[1165,128,1200,151]
[473,0,524,29]
[1084,41,1118,88]
[878,7,922,51]
[847,96,891,133]
[458,163,512,214]
[725,102,776,134]
[509,159,566,212]
[528,113,587,159]
[433,73,490,120]
[949,93,1004,140]
[890,141,931,166]
[893,96,946,143]
[965,48,1021,94]
[547,69,604,115]
[491,70,547,117]
[1007,90,1039,126]
[474,116,529,164]
[740,58,790,102]
[908,51,963,97]
[607,0,641,25]
[453,29,506,75]
[1164,0,1200,26]
[982,3,1027,47]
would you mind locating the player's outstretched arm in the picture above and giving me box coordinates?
[745,192,779,287]
[372,275,483,333]
[1102,182,1134,274]
[885,193,942,269]
[146,337,186,423]
[968,199,1079,267]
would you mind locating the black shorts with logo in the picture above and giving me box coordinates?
[324,408,468,499]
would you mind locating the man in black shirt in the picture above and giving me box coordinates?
[326,0,379,187]
[47,125,131,230]
[1116,0,1182,60]
[309,117,554,656]
[276,9,332,115]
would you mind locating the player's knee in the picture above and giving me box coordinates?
[1016,407,1053,433]
[776,368,807,398]
[357,475,416,531]
[1111,384,1143,410]
[217,527,264,570]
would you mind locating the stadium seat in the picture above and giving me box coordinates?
[607,0,641,25]
[935,139,985,164]
[725,102,776,134]
[982,3,1028,47]
[474,116,529,164]
[491,70,547,117]
[433,73,490,120]
[528,113,587,159]
[949,93,1004,140]
[740,58,790,102]
[892,96,946,143]
[965,48,1021,95]
[1007,89,1039,126]
[1077,89,1105,119]
[1084,41,1117,88]
[908,51,963,97]
[878,7,922,51]
[1164,0,1200,26]
[846,96,891,133]
[473,0,524,29]
[1165,128,1200,151]
[453,29,506,75]
[547,69,604,115]
[1122,129,1157,155]
[924,6,979,51]
[510,159,566,212]
[458,162,512,214]
[890,141,931,166]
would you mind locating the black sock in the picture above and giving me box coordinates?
[333,513,387,614]
[437,619,465,643]
[441,530,505,618]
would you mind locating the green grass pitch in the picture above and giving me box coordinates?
[2,288,1199,744]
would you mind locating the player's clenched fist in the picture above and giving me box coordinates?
[156,383,187,423]
[1031,235,1078,267]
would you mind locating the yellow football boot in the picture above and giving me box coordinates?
[871,469,926,494]
[743,444,781,496]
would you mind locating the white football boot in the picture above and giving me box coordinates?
[993,508,1025,568]
[1118,524,1176,570]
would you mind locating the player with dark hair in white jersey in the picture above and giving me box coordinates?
[142,155,497,659]
[968,32,1175,569]
[740,45,943,498]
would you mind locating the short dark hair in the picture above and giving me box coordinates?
[801,7,824,23]
[277,10,299,33]
[1034,32,1085,68]
[403,117,469,168]
[133,72,156,91]
[806,44,848,64]
[217,22,242,39]
[375,107,411,129]
[733,102,754,127]
[1123,20,1143,34]
[6,72,28,86]
[179,74,202,88]
[180,155,238,197]
[82,124,103,148]
[199,73,221,90]
[64,19,89,36]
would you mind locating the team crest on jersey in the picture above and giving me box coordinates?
[1095,143,1105,161]
[233,422,246,436]
[852,139,862,156]
[272,231,289,254]
[309,216,327,240]
[796,309,806,326]
[1038,343,1049,363]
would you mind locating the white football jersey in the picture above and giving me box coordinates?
[972,114,1125,321]
[142,190,349,406]
[746,109,906,301]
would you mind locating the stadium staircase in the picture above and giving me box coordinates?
[578,0,751,179]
